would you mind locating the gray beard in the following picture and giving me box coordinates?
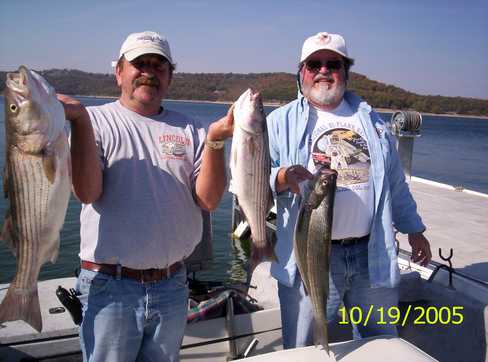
[303,81,346,108]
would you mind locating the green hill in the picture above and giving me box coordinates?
[1,69,487,117]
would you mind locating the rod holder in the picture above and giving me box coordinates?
[428,248,455,289]
[390,111,422,182]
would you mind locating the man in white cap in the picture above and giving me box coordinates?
[266,32,432,348]
[58,31,233,361]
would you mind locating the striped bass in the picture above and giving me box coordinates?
[230,88,276,272]
[294,167,337,354]
[0,66,71,332]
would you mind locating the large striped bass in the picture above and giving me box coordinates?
[0,66,71,332]
[294,167,337,354]
[230,88,276,273]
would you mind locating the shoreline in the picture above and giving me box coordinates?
[374,108,488,120]
[57,95,488,120]
[165,98,284,107]
[163,99,488,120]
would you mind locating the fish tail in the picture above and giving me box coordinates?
[246,234,280,281]
[313,318,330,355]
[0,287,42,332]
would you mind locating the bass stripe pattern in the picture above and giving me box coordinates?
[294,169,337,355]
[245,127,270,246]
[10,152,49,289]
[230,88,276,275]
[0,66,71,332]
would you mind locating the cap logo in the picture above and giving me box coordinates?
[315,33,331,45]
[137,35,161,42]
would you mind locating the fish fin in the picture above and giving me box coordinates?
[249,237,279,272]
[1,213,18,257]
[228,179,235,194]
[313,318,330,355]
[38,234,61,265]
[42,150,56,184]
[297,263,310,296]
[228,140,238,194]
[244,134,256,157]
[3,166,9,198]
[0,287,42,332]
[266,188,274,213]
[229,134,237,174]
[249,243,264,275]
[48,236,61,263]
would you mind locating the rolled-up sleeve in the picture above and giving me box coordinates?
[267,110,282,196]
[386,129,426,233]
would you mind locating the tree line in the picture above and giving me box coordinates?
[1,69,487,117]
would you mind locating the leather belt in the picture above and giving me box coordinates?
[81,260,183,283]
[331,234,370,246]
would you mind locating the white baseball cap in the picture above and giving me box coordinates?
[300,32,353,63]
[116,31,176,67]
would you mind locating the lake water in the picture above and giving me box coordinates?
[1,96,487,284]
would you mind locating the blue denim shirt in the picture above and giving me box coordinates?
[266,92,425,288]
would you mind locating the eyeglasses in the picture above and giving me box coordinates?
[304,60,343,73]
[131,57,170,72]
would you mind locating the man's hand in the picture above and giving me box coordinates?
[408,232,432,266]
[276,165,313,194]
[57,94,90,125]
[207,104,234,141]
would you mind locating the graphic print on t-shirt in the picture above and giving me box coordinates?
[159,133,190,160]
[312,127,370,186]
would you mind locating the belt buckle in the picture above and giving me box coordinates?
[140,268,157,283]
[116,264,122,280]
[340,237,355,246]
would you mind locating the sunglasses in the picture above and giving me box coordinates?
[304,60,343,73]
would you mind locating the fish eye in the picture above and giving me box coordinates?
[9,104,18,113]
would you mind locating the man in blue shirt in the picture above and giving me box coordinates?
[266,32,432,348]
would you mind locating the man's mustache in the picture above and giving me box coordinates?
[314,74,334,82]
[133,76,160,88]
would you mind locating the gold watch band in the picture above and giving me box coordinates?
[205,139,225,150]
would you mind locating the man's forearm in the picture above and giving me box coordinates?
[195,145,227,211]
[195,105,234,210]
[70,111,103,204]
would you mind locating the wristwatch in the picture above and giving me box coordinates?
[205,139,225,150]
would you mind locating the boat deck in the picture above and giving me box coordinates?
[1,176,487,361]
[396,177,488,283]
[0,277,284,361]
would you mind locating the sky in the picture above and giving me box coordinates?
[1,0,487,99]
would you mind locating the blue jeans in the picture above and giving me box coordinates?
[76,265,189,362]
[278,241,399,348]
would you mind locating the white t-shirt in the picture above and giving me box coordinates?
[79,101,206,269]
[307,100,373,240]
